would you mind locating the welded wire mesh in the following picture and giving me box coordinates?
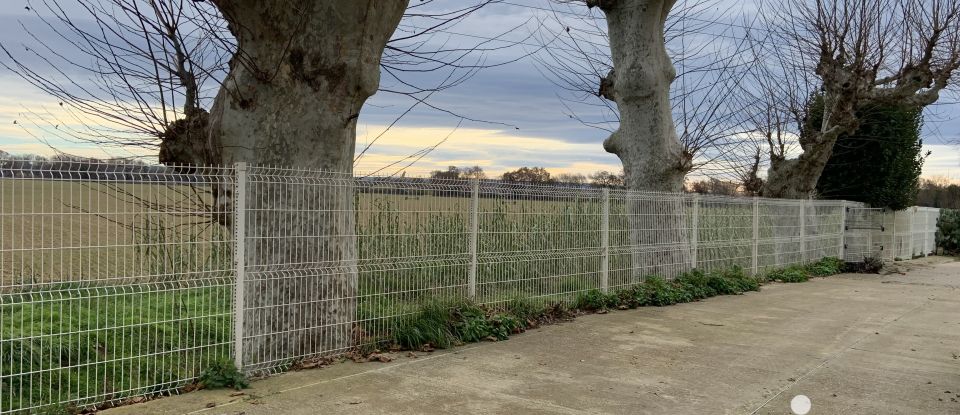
[0,160,234,414]
[0,160,941,413]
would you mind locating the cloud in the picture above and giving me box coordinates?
[923,144,960,179]
[1,0,959,183]
[353,124,619,177]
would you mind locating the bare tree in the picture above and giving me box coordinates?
[689,177,740,195]
[2,1,524,166]
[501,166,555,183]
[1,0,230,163]
[535,0,757,192]
[2,0,520,369]
[752,0,960,198]
[535,0,758,278]
[556,172,588,185]
[429,165,486,180]
[588,169,624,187]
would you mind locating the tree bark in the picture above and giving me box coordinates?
[590,0,691,278]
[208,0,408,369]
[762,136,840,199]
[761,81,860,199]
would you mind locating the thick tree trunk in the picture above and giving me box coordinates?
[762,93,854,199]
[592,0,691,279]
[208,0,408,369]
[762,150,833,199]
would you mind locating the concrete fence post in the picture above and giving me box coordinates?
[232,162,247,371]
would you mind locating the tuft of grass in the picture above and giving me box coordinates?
[391,298,549,350]
[767,266,809,283]
[573,289,618,311]
[764,257,847,283]
[392,301,459,350]
[504,296,542,326]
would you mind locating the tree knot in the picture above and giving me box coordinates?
[599,70,616,101]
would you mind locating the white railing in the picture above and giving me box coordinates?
[0,160,941,413]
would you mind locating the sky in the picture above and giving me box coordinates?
[1,0,959,181]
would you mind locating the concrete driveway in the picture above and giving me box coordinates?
[106,257,960,414]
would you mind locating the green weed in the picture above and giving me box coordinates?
[573,289,618,311]
[197,359,248,390]
[806,257,844,277]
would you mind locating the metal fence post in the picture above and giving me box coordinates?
[908,208,915,258]
[752,197,759,276]
[799,199,806,264]
[232,162,247,371]
[600,188,610,293]
[691,195,699,269]
[467,179,480,299]
[838,201,847,259]
[890,210,897,260]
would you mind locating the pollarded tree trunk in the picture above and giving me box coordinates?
[762,140,838,199]
[762,90,858,199]
[589,0,692,279]
[208,0,408,370]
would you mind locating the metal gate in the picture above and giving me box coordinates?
[843,206,886,262]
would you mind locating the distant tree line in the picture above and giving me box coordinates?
[916,178,960,210]
[0,152,176,180]
[429,165,627,189]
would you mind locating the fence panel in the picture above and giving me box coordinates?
[475,182,605,303]
[0,161,234,414]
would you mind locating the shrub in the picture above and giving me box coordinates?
[718,266,760,292]
[676,270,715,300]
[197,359,248,390]
[812,94,924,210]
[937,209,960,254]
[642,276,685,306]
[701,273,733,295]
[806,257,844,277]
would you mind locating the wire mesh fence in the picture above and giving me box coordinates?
[0,160,234,414]
[0,160,941,413]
